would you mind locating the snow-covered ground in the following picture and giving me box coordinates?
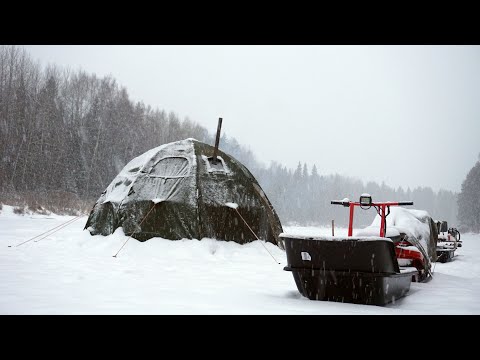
[1,205,479,314]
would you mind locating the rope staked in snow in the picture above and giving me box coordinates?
[33,216,84,243]
[432,252,444,275]
[12,215,83,247]
[112,202,157,258]
[232,207,281,265]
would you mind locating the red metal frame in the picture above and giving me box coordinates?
[347,201,405,237]
[334,198,426,275]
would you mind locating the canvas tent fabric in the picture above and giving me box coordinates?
[84,138,283,246]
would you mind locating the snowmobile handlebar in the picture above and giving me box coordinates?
[331,200,350,207]
[331,196,414,238]
[330,200,414,206]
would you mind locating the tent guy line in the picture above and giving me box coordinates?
[226,202,281,264]
[113,202,157,258]
[9,215,84,248]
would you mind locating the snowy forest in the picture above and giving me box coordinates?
[1,45,474,229]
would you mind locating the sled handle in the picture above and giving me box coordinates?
[397,201,413,206]
[331,200,350,207]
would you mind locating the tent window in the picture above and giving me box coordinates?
[149,157,190,178]
[202,155,229,174]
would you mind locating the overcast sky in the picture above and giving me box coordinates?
[23,45,480,193]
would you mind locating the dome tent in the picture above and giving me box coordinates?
[84,138,283,246]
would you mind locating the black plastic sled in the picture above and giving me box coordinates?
[282,235,418,306]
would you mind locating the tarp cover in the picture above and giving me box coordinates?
[356,207,438,264]
[84,138,283,246]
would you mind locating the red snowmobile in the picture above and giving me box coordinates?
[282,194,436,305]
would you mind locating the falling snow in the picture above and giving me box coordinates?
[1,206,479,314]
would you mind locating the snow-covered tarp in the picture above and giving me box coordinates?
[84,138,283,246]
[356,207,438,263]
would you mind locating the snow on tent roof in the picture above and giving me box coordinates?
[84,138,284,247]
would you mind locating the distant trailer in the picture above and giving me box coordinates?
[435,221,461,263]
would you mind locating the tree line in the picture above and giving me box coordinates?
[262,163,459,227]
[0,46,467,229]
[0,46,211,210]
[457,155,480,233]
